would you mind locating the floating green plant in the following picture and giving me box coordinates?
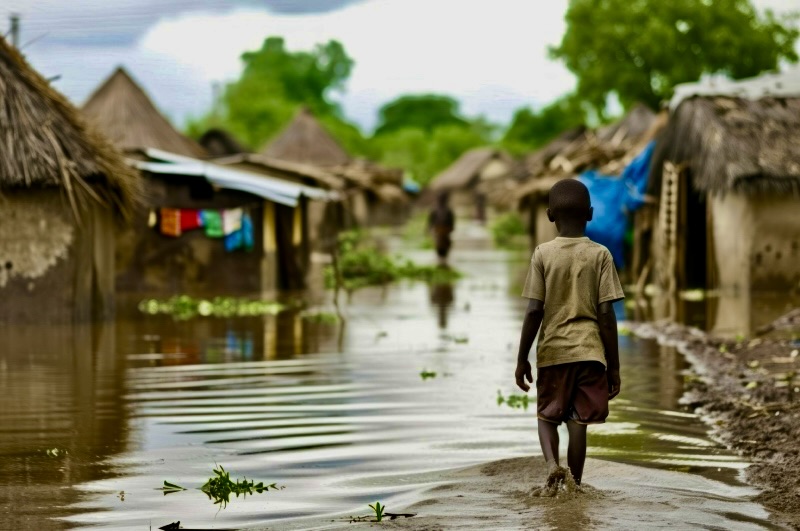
[497,390,531,410]
[160,465,281,508]
[420,370,437,380]
[138,295,285,320]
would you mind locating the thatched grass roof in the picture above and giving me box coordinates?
[515,105,662,204]
[0,37,140,219]
[429,147,518,191]
[199,128,250,157]
[262,107,350,166]
[83,67,207,158]
[649,96,800,195]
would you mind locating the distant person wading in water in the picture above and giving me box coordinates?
[428,192,455,266]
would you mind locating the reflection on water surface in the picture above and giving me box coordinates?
[0,247,771,530]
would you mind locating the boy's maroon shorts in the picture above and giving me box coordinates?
[536,361,609,425]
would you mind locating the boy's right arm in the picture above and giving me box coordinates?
[515,298,544,392]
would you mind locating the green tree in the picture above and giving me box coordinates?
[187,37,366,153]
[374,94,469,136]
[502,95,587,155]
[552,0,799,113]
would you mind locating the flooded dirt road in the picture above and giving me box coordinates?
[0,235,779,530]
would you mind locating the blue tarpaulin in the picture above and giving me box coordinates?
[577,141,655,269]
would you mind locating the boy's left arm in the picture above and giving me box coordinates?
[515,298,544,392]
[598,301,621,399]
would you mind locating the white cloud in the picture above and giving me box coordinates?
[136,0,574,130]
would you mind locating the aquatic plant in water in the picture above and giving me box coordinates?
[324,231,461,292]
[159,465,281,508]
[420,369,437,380]
[138,295,285,320]
[497,390,531,410]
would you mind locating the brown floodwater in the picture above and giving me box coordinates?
[0,240,778,530]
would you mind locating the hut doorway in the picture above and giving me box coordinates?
[683,171,708,289]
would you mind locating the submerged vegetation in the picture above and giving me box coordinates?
[325,231,461,292]
[160,465,281,509]
[138,295,285,320]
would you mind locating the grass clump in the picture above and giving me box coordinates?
[420,369,437,380]
[300,309,340,324]
[325,231,461,292]
[138,295,285,320]
[489,212,527,249]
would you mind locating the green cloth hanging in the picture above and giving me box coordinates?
[201,210,224,238]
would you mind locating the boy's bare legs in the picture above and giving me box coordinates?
[566,420,587,484]
[537,419,560,474]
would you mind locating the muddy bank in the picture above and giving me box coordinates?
[630,319,800,528]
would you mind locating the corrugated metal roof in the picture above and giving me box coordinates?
[131,149,337,206]
[671,68,800,109]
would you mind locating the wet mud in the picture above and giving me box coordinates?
[631,320,800,528]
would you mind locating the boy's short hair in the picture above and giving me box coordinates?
[549,179,591,217]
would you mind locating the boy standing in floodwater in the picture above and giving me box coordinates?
[515,179,624,488]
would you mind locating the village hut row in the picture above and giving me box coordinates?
[505,72,800,331]
[80,67,410,295]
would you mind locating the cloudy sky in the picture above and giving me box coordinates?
[5,0,798,132]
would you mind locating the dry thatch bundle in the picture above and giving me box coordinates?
[0,37,140,220]
[649,96,800,195]
[199,128,251,157]
[83,67,206,158]
[262,107,350,167]
[515,104,661,204]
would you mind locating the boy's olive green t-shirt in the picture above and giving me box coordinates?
[522,237,624,368]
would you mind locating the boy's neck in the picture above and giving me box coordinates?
[555,220,587,238]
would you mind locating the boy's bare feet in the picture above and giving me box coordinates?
[532,465,580,497]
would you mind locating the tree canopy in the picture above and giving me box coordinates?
[187,37,365,153]
[374,94,469,136]
[502,95,586,155]
[551,0,799,113]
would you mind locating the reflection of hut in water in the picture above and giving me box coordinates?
[0,322,128,526]
[646,74,800,329]
[515,104,661,258]
[263,107,409,226]
[0,37,139,323]
[428,147,521,222]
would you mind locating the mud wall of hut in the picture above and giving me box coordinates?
[711,193,800,293]
[0,190,115,323]
[115,175,267,295]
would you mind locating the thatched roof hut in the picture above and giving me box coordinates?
[200,128,250,158]
[0,38,139,219]
[83,67,206,158]
[429,147,518,192]
[262,107,349,167]
[649,96,800,196]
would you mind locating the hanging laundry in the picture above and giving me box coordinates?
[200,210,224,238]
[180,209,202,232]
[224,211,255,252]
[242,212,254,251]
[223,208,243,236]
[160,208,181,237]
